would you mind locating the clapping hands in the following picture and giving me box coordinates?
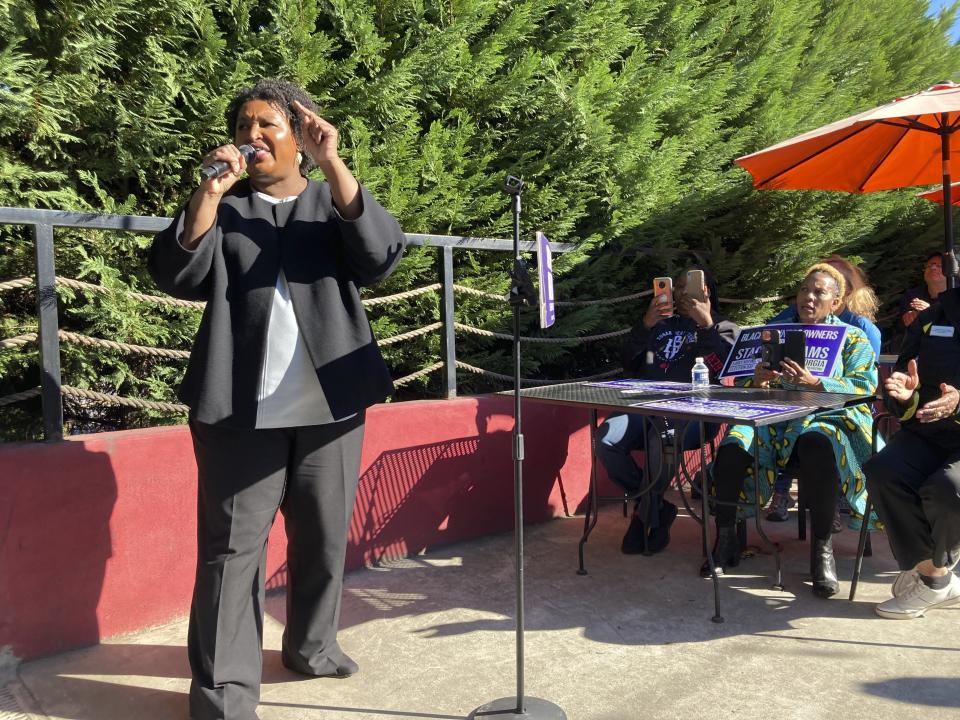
[887,359,959,423]
[885,359,920,402]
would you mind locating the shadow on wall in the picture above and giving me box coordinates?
[264,394,585,592]
[0,439,117,663]
[2,394,595,662]
[345,395,577,569]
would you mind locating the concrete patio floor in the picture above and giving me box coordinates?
[5,494,960,720]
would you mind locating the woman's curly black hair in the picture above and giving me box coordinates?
[225,78,321,175]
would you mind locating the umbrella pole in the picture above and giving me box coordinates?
[942,126,957,288]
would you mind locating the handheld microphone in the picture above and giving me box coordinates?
[200,144,257,180]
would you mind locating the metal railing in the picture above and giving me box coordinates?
[0,207,578,441]
[4,208,847,443]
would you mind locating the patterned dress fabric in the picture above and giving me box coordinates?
[717,314,880,528]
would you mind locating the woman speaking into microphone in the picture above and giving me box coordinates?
[149,78,405,720]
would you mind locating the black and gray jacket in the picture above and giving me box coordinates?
[149,178,406,427]
[888,286,960,446]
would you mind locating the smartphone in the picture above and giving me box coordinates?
[653,277,673,308]
[760,329,782,368]
[685,269,706,303]
[784,330,806,368]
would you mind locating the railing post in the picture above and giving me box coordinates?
[33,223,63,441]
[438,245,457,398]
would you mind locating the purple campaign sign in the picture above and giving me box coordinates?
[720,323,848,379]
[536,231,555,329]
[633,396,808,421]
[583,379,692,392]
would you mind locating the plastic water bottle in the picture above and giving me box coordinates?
[691,356,710,390]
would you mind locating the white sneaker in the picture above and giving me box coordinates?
[891,568,920,598]
[892,555,960,597]
[875,573,960,619]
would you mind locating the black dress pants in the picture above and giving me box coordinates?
[187,413,365,720]
[865,427,960,571]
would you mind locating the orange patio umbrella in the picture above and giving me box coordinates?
[735,81,960,286]
[917,181,960,205]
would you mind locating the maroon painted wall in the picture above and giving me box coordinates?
[0,395,611,662]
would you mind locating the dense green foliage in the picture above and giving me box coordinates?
[1,0,959,439]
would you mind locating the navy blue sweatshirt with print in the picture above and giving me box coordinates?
[621,313,739,383]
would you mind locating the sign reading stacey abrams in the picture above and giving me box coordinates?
[720,323,848,379]
[633,397,807,421]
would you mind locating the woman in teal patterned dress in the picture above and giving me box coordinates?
[703,264,878,597]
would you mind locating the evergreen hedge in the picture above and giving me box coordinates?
[1,0,958,439]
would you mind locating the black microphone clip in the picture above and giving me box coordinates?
[509,258,538,308]
[502,175,524,196]
[201,145,257,180]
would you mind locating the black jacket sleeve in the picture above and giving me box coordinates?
[332,185,407,287]
[886,289,960,432]
[147,209,219,301]
[885,303,925,419]
[693,317,738,380]
[621,321,653,375]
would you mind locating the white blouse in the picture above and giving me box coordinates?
[253,192,353,428]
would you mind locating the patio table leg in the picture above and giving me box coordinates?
[577,409,601,575]
[701,420,724,623]
[752,442,783,589]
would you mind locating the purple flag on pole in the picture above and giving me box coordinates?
[537,231,555,329]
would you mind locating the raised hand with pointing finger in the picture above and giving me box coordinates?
[292,100,341,168]
[292,100,361,218]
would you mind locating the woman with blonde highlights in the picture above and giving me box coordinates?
[764,256,883,523]
[705,264,878,598]
[769,254,881,358]
[827,255,879,322]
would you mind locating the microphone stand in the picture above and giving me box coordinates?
[469,176,566,720]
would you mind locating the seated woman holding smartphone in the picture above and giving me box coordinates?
[764,254,882,522]
[597,266,738,555]
[704,263,878,598]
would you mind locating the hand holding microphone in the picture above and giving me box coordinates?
[181,143,258,250]
[199,144,257,194]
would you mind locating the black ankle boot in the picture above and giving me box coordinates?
[811,535,839,598]
[646,500,678,554]
[620,513,646,554]
[700,524,740,577]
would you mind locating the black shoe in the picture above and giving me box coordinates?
[700,524,740,577]
[645,501,678,554]
[811,535,839,598]
[620,514,646,554]
[319,662,357,679]
[765,492,796,522]
[282,647,359,678]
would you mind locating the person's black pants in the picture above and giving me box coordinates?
[714,431,839,539]
[597,415,720,528]
[865,427,960,571]
[187,413,365,720]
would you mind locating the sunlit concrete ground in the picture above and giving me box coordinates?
[6,493,960,720]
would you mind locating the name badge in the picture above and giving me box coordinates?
[930,325,956,338]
